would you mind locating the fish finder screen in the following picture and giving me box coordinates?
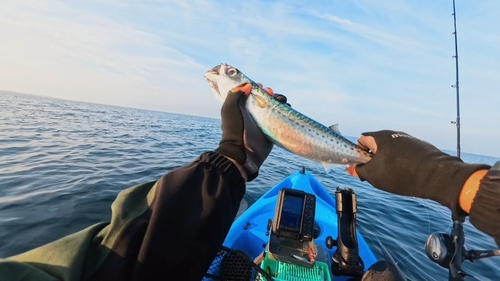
[279,195,304,232]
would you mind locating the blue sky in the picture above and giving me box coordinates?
[1,0,499,157]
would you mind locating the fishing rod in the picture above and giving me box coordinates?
[450,0,461,158]
[426,2,500,280]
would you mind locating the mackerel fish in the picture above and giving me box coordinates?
[204,63,372,168]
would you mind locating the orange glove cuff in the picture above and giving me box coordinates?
[459,169,488,213]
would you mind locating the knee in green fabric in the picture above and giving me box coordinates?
[0,259,59,281]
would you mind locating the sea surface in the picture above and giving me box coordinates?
[1,91,499,280]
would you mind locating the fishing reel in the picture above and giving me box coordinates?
[425,219,500,280]
[425,231,467,270]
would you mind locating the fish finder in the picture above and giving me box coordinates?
[272,188,316,242]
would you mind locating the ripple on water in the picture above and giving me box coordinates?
[0,92,499,279]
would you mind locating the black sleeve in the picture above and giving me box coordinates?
[88,151,246,281]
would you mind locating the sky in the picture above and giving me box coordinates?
[1,0,499,157]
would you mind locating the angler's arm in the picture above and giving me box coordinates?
[349,131,500,248]
[120,151,247,281]
[0,152,246,281]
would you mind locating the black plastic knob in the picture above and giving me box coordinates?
[326,236,337,249]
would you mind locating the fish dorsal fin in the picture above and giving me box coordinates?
[329,124,341,134]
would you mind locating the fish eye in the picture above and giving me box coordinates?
[226,68,238,76]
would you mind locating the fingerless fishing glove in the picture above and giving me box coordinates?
[354,130,490,217]
[215,84,273,181]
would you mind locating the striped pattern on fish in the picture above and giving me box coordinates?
[204,63,372,167]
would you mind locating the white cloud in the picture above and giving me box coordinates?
[1,0,499,157]
[308,10,427,51]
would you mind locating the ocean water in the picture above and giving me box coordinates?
[1,91,499,280]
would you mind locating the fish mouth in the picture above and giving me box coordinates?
[204,72,220,94]
[204,68,222,101]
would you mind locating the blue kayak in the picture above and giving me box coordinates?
[204,169,384,281]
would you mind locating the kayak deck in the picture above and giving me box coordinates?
[219,170,378,280]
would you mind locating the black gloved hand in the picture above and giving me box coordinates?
[349,130,490,217]
[215,83,289,182]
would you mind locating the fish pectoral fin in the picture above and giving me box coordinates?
[321,162,344,173]
[329,124,341,134]
[253,95,270,108]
